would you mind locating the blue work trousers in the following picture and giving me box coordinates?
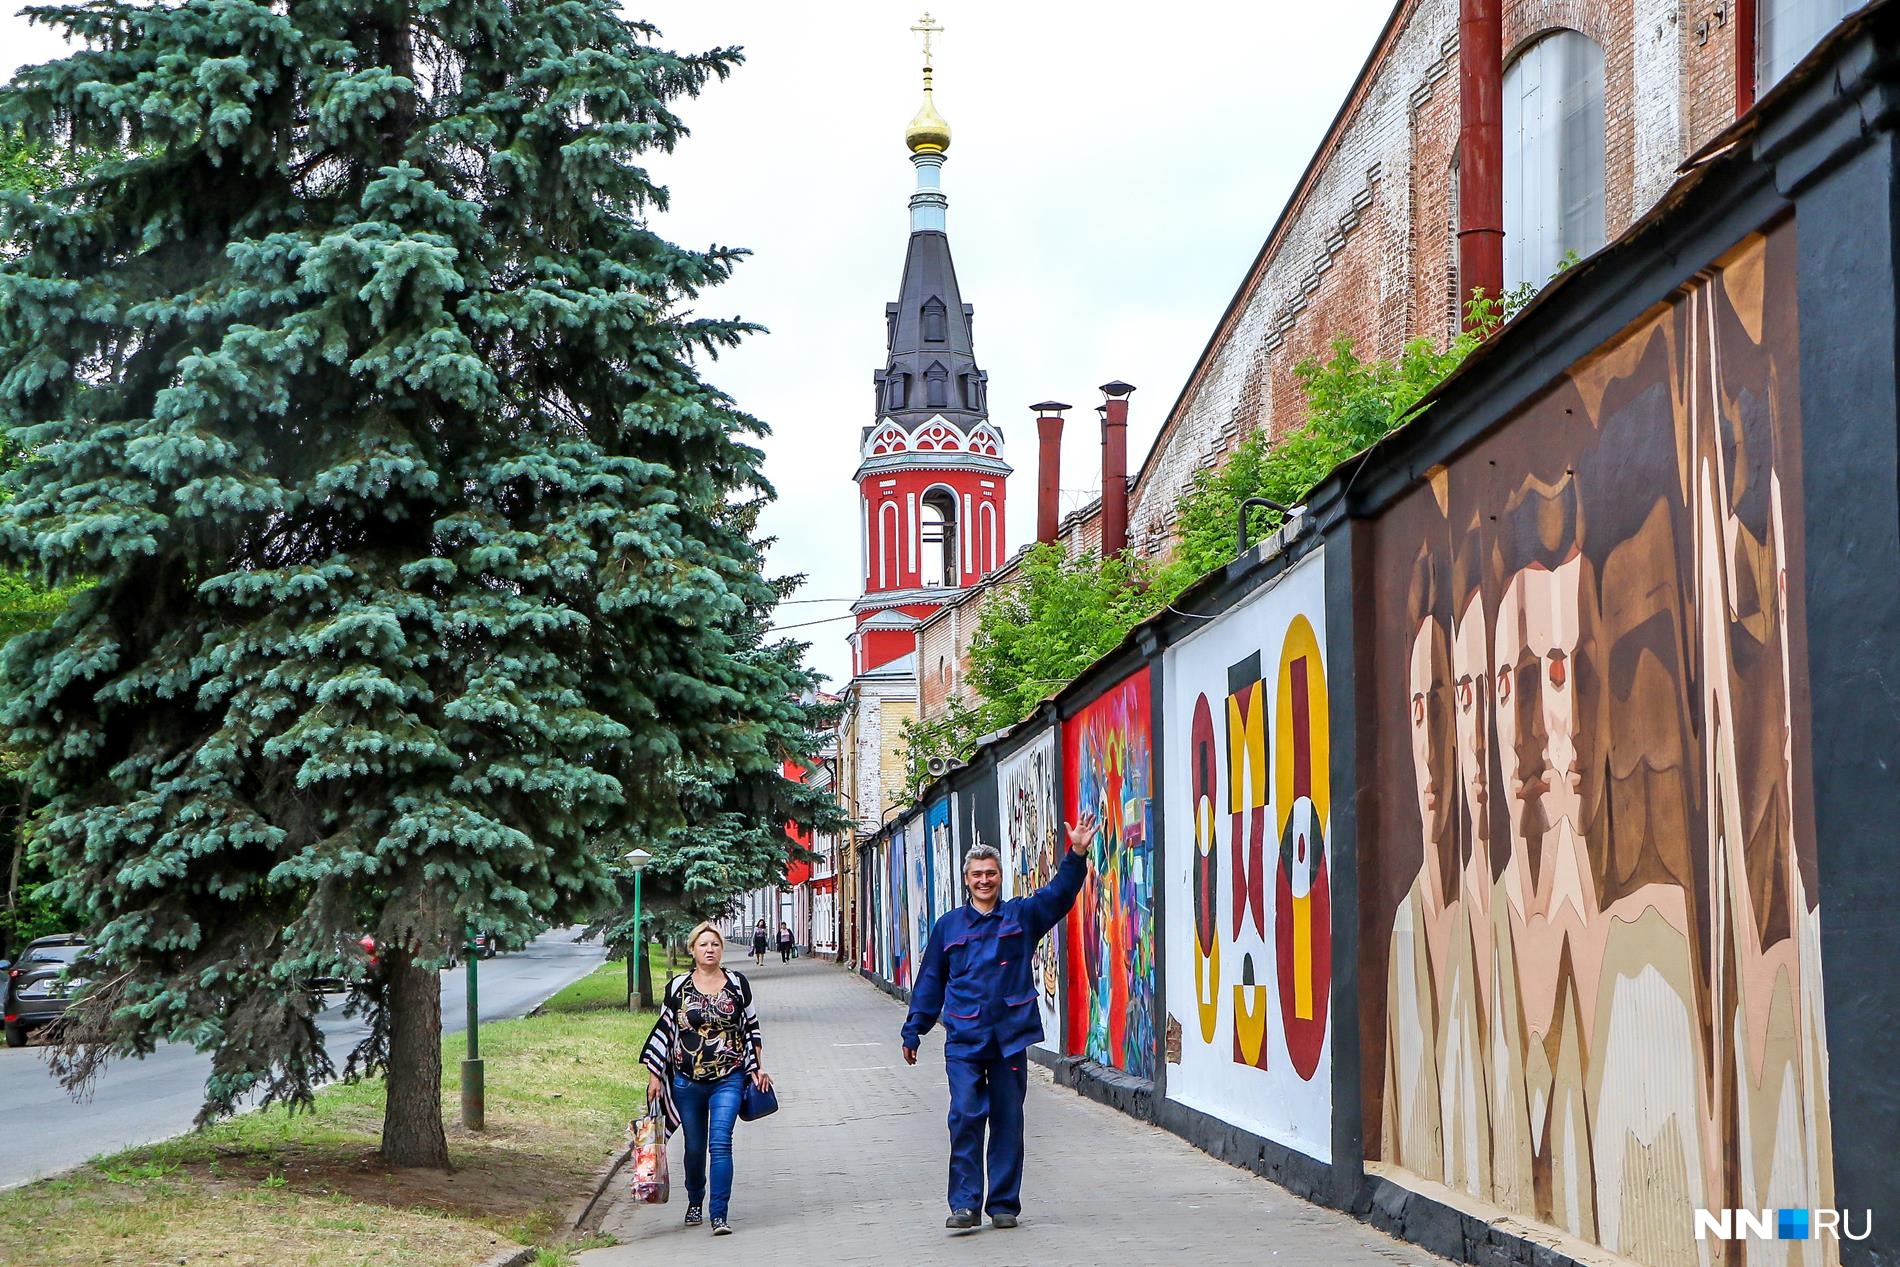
[945,1046,1028,1216]
[672,1069,743,1219]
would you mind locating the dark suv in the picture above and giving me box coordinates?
[3,934,87,1047]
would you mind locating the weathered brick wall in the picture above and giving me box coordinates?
[1127,0,1461,557]
[1121,0,1740,562]
[877,696,916,816]
[839,680,918,834]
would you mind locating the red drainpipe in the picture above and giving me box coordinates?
[1458,0,1504,330]
[1098,381,1134,559]
[1032,401,1070,546]
[1735,0,1758,115]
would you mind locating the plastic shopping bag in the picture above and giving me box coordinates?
[629,1110,670,1204]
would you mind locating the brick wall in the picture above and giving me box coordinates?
[1120,0,1741,563]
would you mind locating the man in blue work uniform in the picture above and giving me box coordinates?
[902,810,1097,1230]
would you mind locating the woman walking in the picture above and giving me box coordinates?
[776,922,795,963]
[640,923,772,1235]
[750,920,769,966]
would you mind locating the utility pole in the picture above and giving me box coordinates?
[461,929,483,1130]
[625,848,652,1009]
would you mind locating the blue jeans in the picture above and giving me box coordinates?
[672,1069,744,1219]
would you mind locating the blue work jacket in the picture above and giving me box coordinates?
[901,850,1087,1059]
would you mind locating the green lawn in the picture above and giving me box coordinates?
[0,962,657,1267]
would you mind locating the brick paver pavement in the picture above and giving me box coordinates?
[581,957,1447,1267]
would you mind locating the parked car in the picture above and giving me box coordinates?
[3,934,88,1048]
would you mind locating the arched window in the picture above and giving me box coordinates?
[919,488,959,588]
[1503,30,1606,293]
[922,298,947,343]
[1758,0,1848,88]
[925,362,949,410]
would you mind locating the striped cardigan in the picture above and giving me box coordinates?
[638,968,764,1136]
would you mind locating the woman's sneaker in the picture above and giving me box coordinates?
[711,1218,733,1235]
[683,1204,703,1227]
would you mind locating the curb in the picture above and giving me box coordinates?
[472,1249,537,1267]
[570,1142,634,1233]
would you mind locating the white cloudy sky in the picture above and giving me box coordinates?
[1,0,1394,685]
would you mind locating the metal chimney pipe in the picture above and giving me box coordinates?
[1098,381,1134,558]
[1032,401,1070,546]
[1457,0,1503,330]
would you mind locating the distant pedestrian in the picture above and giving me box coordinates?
[902,813,1096,1231]
[640,922,772,1236]
[776,922,795,962]
[750,920,768,965]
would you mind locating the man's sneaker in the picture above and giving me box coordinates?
[683,1204,703,1227]
[991,1213,1020,1229]
[946,1208,980,1229]
[711,1218,733,1235]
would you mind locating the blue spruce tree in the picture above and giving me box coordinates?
[0,1,809,1166]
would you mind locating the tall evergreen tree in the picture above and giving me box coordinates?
[0,1,787,1166]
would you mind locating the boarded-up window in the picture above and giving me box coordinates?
[1503,30,1606,293]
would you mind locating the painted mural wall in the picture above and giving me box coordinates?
[904,814,928,991]
[1163,550,1334,1161]
[1064,668,1156,1079]
[1364,223,1835,1266]
[927,796,956,925]
[885,827,906,987]
[999,730,1063,1053]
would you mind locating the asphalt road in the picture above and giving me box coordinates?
[0,926,607,1190]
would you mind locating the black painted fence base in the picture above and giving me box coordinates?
[1035,1049,1607,1267]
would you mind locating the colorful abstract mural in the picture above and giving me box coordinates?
[999,730,1062,1053]
[1162,552,1333,1160]
[1364,224,1835,1266]
[927,796,956,923]
[1064,668,1156,1079]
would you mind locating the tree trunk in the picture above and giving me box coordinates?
[5,782,26,910]
[636,934,656,1009]
[380,946,450,1169]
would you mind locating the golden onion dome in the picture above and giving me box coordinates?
[905,71,951,154]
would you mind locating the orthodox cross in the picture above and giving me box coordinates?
[911,12,942,66]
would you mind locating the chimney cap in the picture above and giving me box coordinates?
[1099,380,1137,398]
[1030,400,1072,414]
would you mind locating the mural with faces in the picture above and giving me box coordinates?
[1063,668,1156,1079]
[1365,222,1835,1267]
[998,730,1063,1053]
[1162,552,1333,1161]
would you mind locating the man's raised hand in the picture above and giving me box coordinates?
[1063,811,1099,855]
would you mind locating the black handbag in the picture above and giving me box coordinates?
[739,1076,779,1122]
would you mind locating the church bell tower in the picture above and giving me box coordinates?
[851,14,1011,676]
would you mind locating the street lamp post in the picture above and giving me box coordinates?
[625,849,652,1010]
[461,928,483,1130]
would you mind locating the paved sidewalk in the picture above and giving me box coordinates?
[581,957,1444,1267]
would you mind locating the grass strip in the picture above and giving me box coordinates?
[0,961,657,1267]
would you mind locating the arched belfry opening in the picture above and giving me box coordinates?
[919,487,959,587]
